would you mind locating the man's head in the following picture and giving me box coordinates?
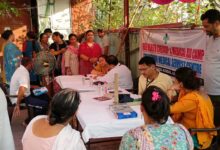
[52,32,61,43]
[26,31,37,40]
[138,56,157,79]
[106,55,118,70]
[44,28,52,38]
[97,29,105,38]
[201,9,220,36]
[21,57,33,71]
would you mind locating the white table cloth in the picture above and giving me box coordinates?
[56,75,172,143]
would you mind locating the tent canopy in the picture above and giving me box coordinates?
[152,0,196,5]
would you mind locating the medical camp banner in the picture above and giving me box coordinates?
[140,29,207,78]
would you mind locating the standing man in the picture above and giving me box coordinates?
[201,9,220,126]
[97,29,110,55]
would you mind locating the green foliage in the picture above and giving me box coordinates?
[92,0,123,29]
[92,0,214,30]
[0,0,19,17]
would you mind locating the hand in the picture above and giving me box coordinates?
[90,57,98,63]
[97,72,105,76]
[61,48,66,54]
[13,105,21,117]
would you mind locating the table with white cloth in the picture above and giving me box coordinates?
[56,75,172,144]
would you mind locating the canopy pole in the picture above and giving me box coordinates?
[124,0,130,67]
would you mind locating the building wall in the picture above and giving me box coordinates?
[37,0,71,39]
[0,0,32,49]
[71,0,94,35]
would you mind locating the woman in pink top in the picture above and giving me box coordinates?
[79,30,102,75]
[22,89,86,150]
[62,34,79,75]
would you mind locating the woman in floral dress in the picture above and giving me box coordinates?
[119,86,194,150]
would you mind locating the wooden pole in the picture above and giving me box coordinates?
[124,0,130,68]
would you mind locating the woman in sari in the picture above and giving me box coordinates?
[91,55,109,76]
[120,86,194,150]
[62,34,79,75]
[79,30,102,75]
[2,30,22,84]
[168,67,216,149]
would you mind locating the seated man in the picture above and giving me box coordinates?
[138,56,173,95]
[98,55,133,90]
[10,57,49,123]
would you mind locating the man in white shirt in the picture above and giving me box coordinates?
[138,56,173,95]
[201,9,220,126]
[97,29,109,55]
[10,57,48,123]
[98,55,133,90]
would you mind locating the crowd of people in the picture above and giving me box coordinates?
[1,8,220,150]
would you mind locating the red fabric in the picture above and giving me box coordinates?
[152,0,196,4]
[53,79,61,94]
[179,0,196,2]
[22,41,27,52]
[79,42,102,75]
[152,0,174,5]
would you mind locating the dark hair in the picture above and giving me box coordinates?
[27,31,36,40]
[99,55,108,61]
[201,9,220,23]
[86,30,94,35]
[68,33,77,40]
[175,67,200,90]
[1,30,13,40]
[26,31,37,52]
[28,31,38,51]
[53,32,61,37]
[21,57,32,67]
[44,28,52,34]
[97,29,103,33]
[142,86,170,124]
[60,34,64,40]
[39,33,46,42]
[139,56,156,65]
[49,89,80,125]
[106,55,118,65]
